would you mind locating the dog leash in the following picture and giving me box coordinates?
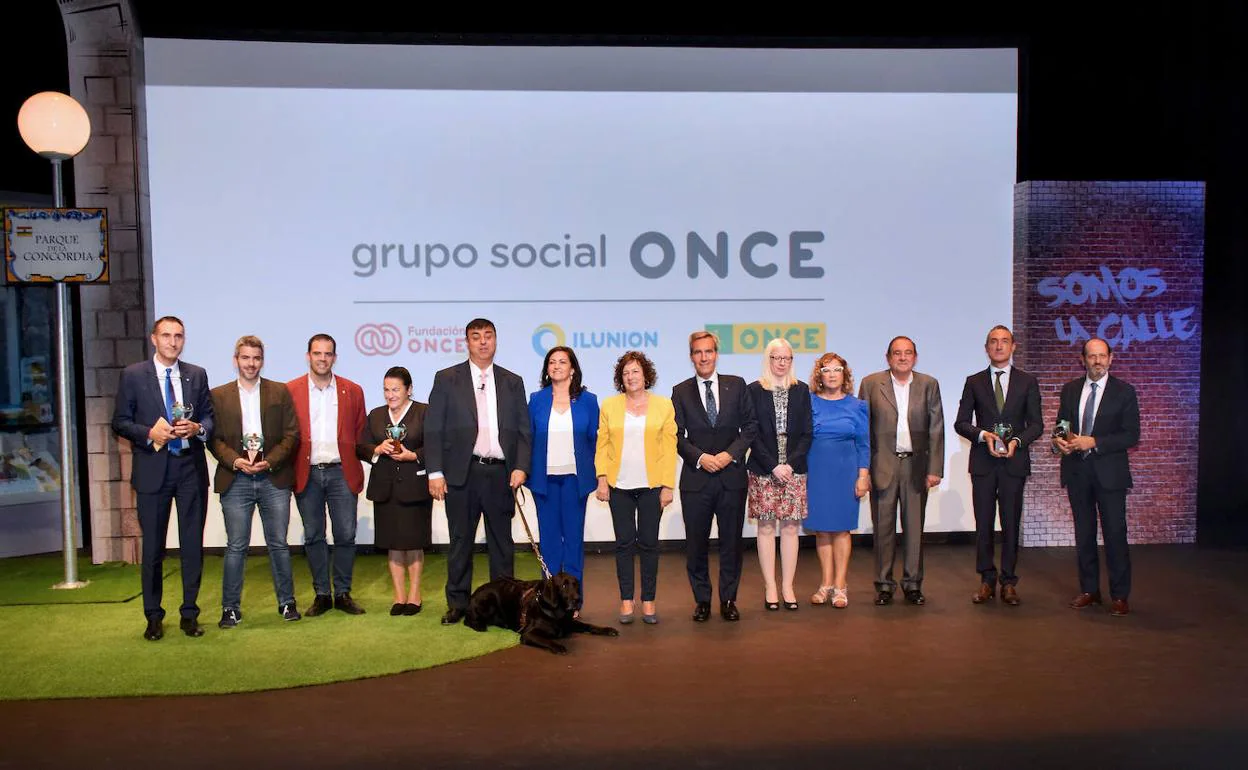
[513,487,552,579]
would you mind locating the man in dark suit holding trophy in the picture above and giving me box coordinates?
[954,325,1043,606]
[1052,337,1140,617]
[112,316,215,641]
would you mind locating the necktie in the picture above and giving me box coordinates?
[473,371,493,457]
[164,368,182,456]
[993,370,1006,412]
[704,380,718,426]
[1081,381,1098,437]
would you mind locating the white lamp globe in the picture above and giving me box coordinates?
[17,91,91,160]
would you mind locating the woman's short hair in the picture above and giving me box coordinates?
[758,337,797,389]
[383,366,412,389]
[810,352,854,396]
[613,350,658,393]
[539,345,585,397]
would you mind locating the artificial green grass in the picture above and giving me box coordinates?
[0,552,533,700]
[0,556,149,604]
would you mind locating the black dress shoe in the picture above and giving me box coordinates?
[403,603,422,616]
[334,593,366,615]
[441,607,466,625]
[390,603,405,616]
[692,602,711,622]
[305,595,334,617]
[720,601,740,622]
[874,591,893,606]
[143,618,164,641]
[904,589,926,606]
[179,617,204,638]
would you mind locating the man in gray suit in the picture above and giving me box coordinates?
[858,335,944,606]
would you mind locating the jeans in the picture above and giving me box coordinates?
[294,464,358,597]
[221,473,295,611]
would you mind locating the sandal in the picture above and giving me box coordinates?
[811,585,835,605]
[832,587,849,609]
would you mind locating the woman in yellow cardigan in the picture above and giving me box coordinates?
[595,351,678,625]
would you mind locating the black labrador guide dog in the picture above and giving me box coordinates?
[464,572,619,654]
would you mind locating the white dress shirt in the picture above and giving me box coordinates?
[153,357,189,450]
[308,375,341,464]
[473,362,505,460]
[891,374,913,453]
[238,379,262,439]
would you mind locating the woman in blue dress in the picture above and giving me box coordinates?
[805,352,870,608]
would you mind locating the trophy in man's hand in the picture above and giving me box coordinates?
[990,421,1014,455]
[242,433,264,464]
[1052,419,1072,440]
[385,423,407,454]
[171,402,193,424]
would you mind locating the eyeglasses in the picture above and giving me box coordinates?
[820,366,845,373]
[769,355,793,362]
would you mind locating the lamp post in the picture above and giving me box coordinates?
[17,91,91,589]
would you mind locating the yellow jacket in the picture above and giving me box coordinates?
[595,393,678,489]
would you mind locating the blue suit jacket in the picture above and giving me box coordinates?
[527,386,599,499]
[111,359,215,494]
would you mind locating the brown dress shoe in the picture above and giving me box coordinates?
[971,584,995,604]
[1001,585,1020,606]
[1110,598,1130,616]
[1069,591,1102,609]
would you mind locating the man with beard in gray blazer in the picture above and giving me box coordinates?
[858,335,944,607]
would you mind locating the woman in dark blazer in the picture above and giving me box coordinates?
[357,366,431,616]
[528,346,599,609]
[746,338,813,611]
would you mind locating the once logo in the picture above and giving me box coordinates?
[355,323,403,356]
[706,322,826,354]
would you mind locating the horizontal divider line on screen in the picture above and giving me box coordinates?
[353,297,826,304]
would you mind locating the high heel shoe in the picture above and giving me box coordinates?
[764,600,780,611]
[811,586,834,606]
[832,587,849,608]
[783,600,799,611]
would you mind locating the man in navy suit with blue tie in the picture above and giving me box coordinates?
[112,316,215,640]
[1052,337,1140,617]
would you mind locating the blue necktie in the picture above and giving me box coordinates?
[165,368,182,455]
[704,380,718,427]
[1079,382,1098,457]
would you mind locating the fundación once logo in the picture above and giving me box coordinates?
[705,322,826,354]
[532,323,660,356]
[354,323,403,356]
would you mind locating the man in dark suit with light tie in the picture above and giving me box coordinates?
[858,335,944,607]
[1052,337,1140,617]
[672,330,758,622]
[954,325,1043,606]
[425,318,531,626]
[111,316,215,641]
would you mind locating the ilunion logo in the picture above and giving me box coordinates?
[531,323,567,356]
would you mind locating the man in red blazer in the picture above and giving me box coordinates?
[286,334,369,616]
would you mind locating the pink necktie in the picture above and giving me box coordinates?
[473,371,492,457]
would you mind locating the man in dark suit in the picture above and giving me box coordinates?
[425,319,531,625]
[954,325,1043,606]
[672,330,758,622]
[208,335,300,628]
[858,335,944,607]
[111,315,215,641]
[287,333,369,617]
[1052,337,1140,617]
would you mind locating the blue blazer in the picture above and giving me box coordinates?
[527,386,599,499]
[111,358,215,495]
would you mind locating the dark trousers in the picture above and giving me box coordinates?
[444,461,514,610]
[681,476,746,603]
[870,455,927,594]
[135,453,206,621]
[294,463,358,597]
[608,487,663,602]
[1066,461,1132,599]
[971,466,1025,586]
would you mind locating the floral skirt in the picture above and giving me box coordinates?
[747,471,808,522]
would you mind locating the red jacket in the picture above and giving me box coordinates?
[286,373,368,495]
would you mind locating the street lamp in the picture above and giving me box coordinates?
[17,91,91,589]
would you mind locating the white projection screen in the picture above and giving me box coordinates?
[143,41,1018,547]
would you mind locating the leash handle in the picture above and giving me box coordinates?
[513,487,552,579]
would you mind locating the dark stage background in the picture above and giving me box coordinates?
[4,4,1244,546]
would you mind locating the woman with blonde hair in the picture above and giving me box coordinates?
[805,352,870,608]
[746,338,812,611]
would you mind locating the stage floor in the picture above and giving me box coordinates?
[4,543,1248,769]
